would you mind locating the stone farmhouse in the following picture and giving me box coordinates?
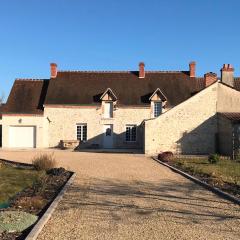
[0,62,240,157]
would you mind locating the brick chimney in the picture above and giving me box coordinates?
[189,61,196,78]
[204,72,217,87]
[139,62,145,78]
[221,64,234,87]
[50,63,57,78]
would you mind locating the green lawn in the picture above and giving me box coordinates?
[0,164,43,205]
[172,158,240,186]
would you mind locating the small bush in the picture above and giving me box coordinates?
[208,154,220,164]
[32,153,56,171]
[158,151,174,162]
[32,175,48,195]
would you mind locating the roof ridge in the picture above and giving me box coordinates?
[58,70,187,73]
[145,70,187,73]
[58,70,132,73]
[15,78,46,81]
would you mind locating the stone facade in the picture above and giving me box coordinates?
[144,83,218,155]
[44,105,151,149]
[217,83,240,112]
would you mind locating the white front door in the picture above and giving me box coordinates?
[103,124,113,148]
[9,126,36,148]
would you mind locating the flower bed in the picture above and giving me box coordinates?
[0,160,72,240]
[167,157,240,198]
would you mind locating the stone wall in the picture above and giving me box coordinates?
[217,83,240,112]
[144,83,218,155]
[44,106,150,149]
[217,114,233,156]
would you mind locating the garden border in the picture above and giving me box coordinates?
[152,157,240,205]
[25,172,76,240]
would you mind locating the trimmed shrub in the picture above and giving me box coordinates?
[158,151,174,162]
[32,153,56,171]
[208,154,220,164]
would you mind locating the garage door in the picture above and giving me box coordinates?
[9,126,36,148]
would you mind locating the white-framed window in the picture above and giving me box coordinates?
[104,102,113,118]
[154,102,162,117]
[76,124,87,141]
[126,125,137,142]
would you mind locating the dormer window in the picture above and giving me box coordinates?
[154,101,162,117]
[100,88,117,119]
[104,102,113,118]
[149,88,167,118]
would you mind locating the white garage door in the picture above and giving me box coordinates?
[9,126,36,148]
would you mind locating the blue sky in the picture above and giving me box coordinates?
[1,0,240,100]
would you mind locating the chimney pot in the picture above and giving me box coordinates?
[139,62,145,78]
[50,63,57,78]
[189,61,196,78]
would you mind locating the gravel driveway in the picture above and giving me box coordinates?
[1,150,240,240]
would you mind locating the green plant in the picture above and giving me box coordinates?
[32,153,56,171]
[0,165,42,204]
[234,151,240,162]
[208,154,220,164]
[0,211,38,233]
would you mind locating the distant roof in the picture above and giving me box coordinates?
[45,71,203,106]
[234,78,240,91]
[0,104,5,118]
[218,112,240,122]
[3,79,49,114]
[192,77,205,93]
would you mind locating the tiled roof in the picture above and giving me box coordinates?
[218,112,240,122]
[234,78,240,91]
[3,79,49,114]
[191,77,205,93]
[3,69,212,114]
[45,71,201,107]
[0,104,5,118]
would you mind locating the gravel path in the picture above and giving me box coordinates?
[1,150,240,239]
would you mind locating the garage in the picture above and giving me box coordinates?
[9,126,36,148]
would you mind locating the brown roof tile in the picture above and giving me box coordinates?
[218,112,240,122]
[45,71,200,107]
[0,104,5,118]
[3,79,49,114]
[234,78,240,91]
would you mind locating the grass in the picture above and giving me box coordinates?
[172,158,240,186]
[0,164,44,204]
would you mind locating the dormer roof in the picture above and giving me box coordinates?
[149,88,167,101]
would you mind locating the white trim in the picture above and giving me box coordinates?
[125,124,137,142]
[149,88,167,101]
[100,88,117,100]
[76,123,87,142]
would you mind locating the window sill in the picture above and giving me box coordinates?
[101,117,114,120]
